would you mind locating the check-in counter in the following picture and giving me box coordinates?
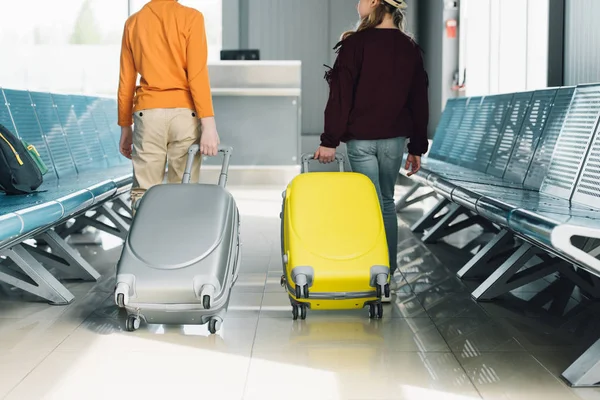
[200,61,301,183]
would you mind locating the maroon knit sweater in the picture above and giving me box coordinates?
[321,28,430,156]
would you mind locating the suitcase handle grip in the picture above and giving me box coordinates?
[301,153,344,173]
[182,144,233,188]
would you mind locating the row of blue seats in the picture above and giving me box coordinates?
[0,88,132,250]
[406,84,600,278]
[401,84,600,388]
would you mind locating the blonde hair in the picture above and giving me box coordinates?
[341,0,410,41]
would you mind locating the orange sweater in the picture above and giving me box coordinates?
[117,0,214,127]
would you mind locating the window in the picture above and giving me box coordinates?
[0,0,127,96]
[0,0,222,97]
[461,0,549,96]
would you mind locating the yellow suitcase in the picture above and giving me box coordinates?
[280,154,390,320]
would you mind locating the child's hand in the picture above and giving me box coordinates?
[200,117,220,156]
[120,126,133,159]
[405,154,421,176]
[315,146,336,163]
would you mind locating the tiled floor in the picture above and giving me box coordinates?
[1,185,600,399]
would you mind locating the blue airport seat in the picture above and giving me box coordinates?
[0,87,132,306]
[464,84,600,222]
[0,89,132,245]
[52,93,108,173]
[30,91,78,179]
[0,213,23,247]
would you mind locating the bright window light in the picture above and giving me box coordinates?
[0,0,222,96]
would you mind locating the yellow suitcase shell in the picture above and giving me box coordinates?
[281,171,390,317]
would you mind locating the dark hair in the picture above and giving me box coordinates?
[342,0,410,41]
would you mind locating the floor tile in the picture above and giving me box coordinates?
[259,291,296,318]
[531,351,600,399]
[89,294,124,319]
[240,254,273,274]
[504,315,600,354]
[460,352,581,400]
[0,317,82,353]
[232,273,267,293]
[265,271,286,293]
[253,316,449,353]
[409,273,468,295]
[477,296,581,320]
[5,345,251,400]
[244,349,480,400]
[55,316,257,357]
[0,186,598,400]
[57,291,113,322]
[227,292,264,318]
[0,351,52,399]
[434,316,526,356]
[417,291,489,321]
[393,294,431,318]
[0,298,69,320]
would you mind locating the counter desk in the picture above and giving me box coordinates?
[199,61,302,184]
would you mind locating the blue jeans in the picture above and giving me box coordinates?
[346,137,406,275]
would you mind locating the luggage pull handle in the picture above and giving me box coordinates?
[300,153,345,173]
[182,144,233,188]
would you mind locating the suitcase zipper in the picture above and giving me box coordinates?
[0,132,23,165]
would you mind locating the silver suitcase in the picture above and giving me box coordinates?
[114,145,240,334]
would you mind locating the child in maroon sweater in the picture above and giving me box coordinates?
[315,0,429,298]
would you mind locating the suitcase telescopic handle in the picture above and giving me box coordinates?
[182,144,233,188]
[300,153,345,173]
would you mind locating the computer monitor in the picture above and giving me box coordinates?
[220,49,260,61]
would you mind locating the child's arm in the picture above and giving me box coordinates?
[187,11,220,156]
[118,21,136,128]
[187,11,214,120]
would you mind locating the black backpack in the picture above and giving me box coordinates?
[0,123,44,195]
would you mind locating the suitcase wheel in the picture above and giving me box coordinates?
[125,315,141,332]
[116,293,125,308]
[203,295,211,310]
[208,318,223,334]
[280,275,287,287]
[295,285,310,299]
[292,303,307,320]
[375,284,390,299]
[368,303,383,320]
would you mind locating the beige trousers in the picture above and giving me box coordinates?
[130,108,202,209]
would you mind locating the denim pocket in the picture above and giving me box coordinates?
[347,140,376,156]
